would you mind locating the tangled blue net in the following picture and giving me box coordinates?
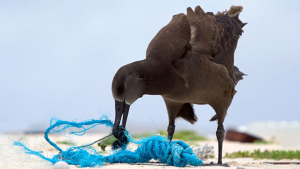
[13,115,202,167]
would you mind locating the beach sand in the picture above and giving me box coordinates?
[1,134,299,169]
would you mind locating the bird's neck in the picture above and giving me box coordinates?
[129,59,174,96]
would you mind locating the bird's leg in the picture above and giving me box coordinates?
[163,98,182,142]
[208,100,231,167]
[164,100,176,142]
[167,123,175,142]
[201,122,229,167]
[216,122,225,164]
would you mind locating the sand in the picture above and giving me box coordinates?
[1,134,299,169]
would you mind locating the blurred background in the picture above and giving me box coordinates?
[1,0,300,145]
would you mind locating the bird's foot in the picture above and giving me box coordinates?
[201,162,230,167]
[112,126,129,150]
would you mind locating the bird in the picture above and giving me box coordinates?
[111,5,246,166]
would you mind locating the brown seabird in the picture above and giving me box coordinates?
[111,5,246,165]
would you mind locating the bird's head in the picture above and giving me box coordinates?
[111,63,146,135]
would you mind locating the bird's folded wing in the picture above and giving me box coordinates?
[186,6,245,80]
[146,6,245,81]
[146,13,191,62]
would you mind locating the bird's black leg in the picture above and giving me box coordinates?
[163,98,181,142]
[201,123,229,167]
[167,123,175,142]
[216,123,225,164]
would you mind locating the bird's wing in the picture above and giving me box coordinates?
[146,13,191,62]
[185,6,245,81]
[146,6,245,82]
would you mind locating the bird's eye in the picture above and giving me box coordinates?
[118,84,125,93]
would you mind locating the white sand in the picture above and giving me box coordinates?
[1,134,299,169]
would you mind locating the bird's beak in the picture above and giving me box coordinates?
[112,100,130,137]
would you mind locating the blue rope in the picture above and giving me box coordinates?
[13,116,202,167]
[44,116,114,152]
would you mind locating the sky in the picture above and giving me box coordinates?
[1,0,300,134]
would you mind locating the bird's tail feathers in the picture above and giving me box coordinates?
[176,103,198,124]
[234,66,246,84]
[209,115,218,122]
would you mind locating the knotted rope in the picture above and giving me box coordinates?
[14,116,202,167]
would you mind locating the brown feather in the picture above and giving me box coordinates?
[176,103,198,124]
[146,14,191,62]
[234,66,246,85]
[210,114,218,122]
[185,6,245,82]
